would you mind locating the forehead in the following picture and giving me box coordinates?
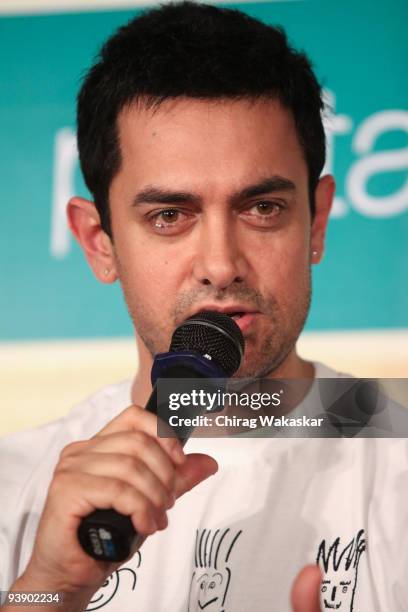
[113,97,308,197]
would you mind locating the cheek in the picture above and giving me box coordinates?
[247,228,310,292]
[116,238,188,314]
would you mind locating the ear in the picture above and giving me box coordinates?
[310,175,335,264]
[67,196,117,283]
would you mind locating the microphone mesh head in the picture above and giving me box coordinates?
[170,311,245,376]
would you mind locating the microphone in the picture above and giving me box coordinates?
[77,311,244,562]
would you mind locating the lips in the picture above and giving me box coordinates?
[189,306,259,333]
[231,312,258,333]
[189,305,257,317]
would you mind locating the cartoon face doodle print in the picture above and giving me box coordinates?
[317,529,366,611]
[188,528,242,612]
[86,552,141,610]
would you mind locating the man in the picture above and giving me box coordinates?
[1,3,406,611]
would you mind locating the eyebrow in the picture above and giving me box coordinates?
[340,581,351,586]
[131,175,296,207]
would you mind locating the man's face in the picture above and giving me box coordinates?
[188,569,229,610]
[108,98,326,377]
[321,574,355,609]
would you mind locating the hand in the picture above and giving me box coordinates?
[20,405,218,599]
[291,565,322,612]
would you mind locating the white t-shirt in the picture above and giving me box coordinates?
[1,362,407,612]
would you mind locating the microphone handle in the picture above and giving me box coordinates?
[77,366,218,562]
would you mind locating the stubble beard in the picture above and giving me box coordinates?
[118,266,312,380]
[233,278,311,379]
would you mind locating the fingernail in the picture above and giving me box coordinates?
[172,443,185,465]
[157,512,168,530]
[210,461,219,475]
[149,513,159,532]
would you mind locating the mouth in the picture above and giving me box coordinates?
[324,601,342,609]
[229,312,247,321]
[198,598,218,609]
[189,306,259,333]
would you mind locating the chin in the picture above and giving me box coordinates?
[232,338,292,379]
[232,358,278,379]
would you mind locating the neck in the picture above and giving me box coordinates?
[267,349,315,379]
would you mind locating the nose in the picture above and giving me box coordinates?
[331,586,337,601]
[192,217,248,290]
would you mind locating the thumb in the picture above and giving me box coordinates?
[291,564,322,612]
[174,453,218,497]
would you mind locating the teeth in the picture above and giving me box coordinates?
[231,313,243,320]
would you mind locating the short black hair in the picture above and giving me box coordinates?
[77,1,326,236]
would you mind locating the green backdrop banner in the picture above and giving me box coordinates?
[1,1,407,340]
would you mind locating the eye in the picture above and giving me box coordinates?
[255,202,279,214]
[156,209,180,223]
[209,581,216,589]
[153,208,182,227]
[321,586,327,593]
[342,586,348,593]
[240,200,284,227]
[200,581,206,590]
[148,208,195,235]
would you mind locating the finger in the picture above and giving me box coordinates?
[291,565,322,612]
[67,431,178,495]
[94,405,185,465]
[174,453,219,498]
[48,471,161,536]
[60,452,176,511]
